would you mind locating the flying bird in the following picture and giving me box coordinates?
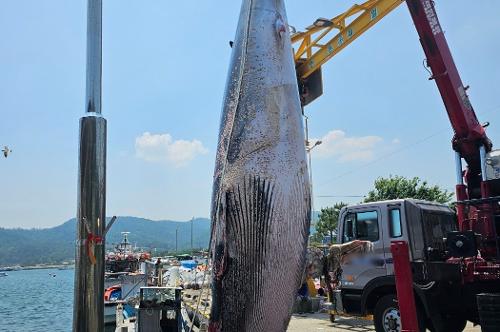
[2,146,12,158]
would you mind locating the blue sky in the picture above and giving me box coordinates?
[1,1,499,228]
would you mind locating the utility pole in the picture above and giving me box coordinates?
[74,1,106,331]
[304,115,322,225]
[175,226,179,254]
[191,217,194,254]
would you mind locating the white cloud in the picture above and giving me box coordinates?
[135,132,208,167]
[392,138,401,144]
[312,130,383,162]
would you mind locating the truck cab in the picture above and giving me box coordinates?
[334,199,460,331]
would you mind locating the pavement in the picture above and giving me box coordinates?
[287,313,481,332]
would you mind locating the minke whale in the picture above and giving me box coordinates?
[209,0,311,331]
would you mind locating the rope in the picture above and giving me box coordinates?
[81,217,103,265]
[189,265,210,332]
[87,233,103,265]
[200,269,212,318]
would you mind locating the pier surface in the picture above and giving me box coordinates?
[287,313,481,331]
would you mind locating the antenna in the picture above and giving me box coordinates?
[121,231,130,243]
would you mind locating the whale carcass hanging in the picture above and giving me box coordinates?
[209,0,311,331]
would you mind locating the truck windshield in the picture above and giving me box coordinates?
[343,210,379,242]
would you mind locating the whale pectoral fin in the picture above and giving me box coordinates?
[213,241,228,281]
[210,240,226,329]
[213,192,230,281]
[210,193,230,329]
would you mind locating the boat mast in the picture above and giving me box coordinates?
[73,0,107,331]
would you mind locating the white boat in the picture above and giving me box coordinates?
[104,232,151,326]
[0,272,8,277]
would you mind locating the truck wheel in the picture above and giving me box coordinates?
[373,294,425,332]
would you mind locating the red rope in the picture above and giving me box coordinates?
[87,233,103,265]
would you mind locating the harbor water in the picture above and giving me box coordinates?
[0,268,73,332]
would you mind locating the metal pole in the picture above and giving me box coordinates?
[480,145,487,182]
[304,115,315,224]
[304,115,310,181]
[304,115,322,239]
[191,217,194,254]
[454,152,467,229]
[85,0,102,115]
[176,227,179,253]
[455,152,463,185]
[73,0,106,331]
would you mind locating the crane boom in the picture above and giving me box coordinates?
[292,0,403,79]
[291,0,403,105]
[292,0,492,184]
[406,0,492,184]
[293,0,499,258]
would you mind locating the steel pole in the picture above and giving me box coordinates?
[454,152,468,229]
[85,0,102,115]
[304,115,315,226]
[191,217,194,254]
[73,0,106,331]
[176,227,179,253]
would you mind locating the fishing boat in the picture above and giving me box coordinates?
[0,265,20,272]
[105,232,151,274]
[104,232,151,325]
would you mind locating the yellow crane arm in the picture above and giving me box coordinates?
[292,0,404,80]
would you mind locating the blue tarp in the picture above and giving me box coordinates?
[180,260,198,269]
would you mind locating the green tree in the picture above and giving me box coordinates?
[364,175,453,204]
[313,202,348,244]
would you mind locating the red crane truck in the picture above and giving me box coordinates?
[294,1,500,331]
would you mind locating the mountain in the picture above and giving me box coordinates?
[0,217,211,267]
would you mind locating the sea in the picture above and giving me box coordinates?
[0,268,74,332]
